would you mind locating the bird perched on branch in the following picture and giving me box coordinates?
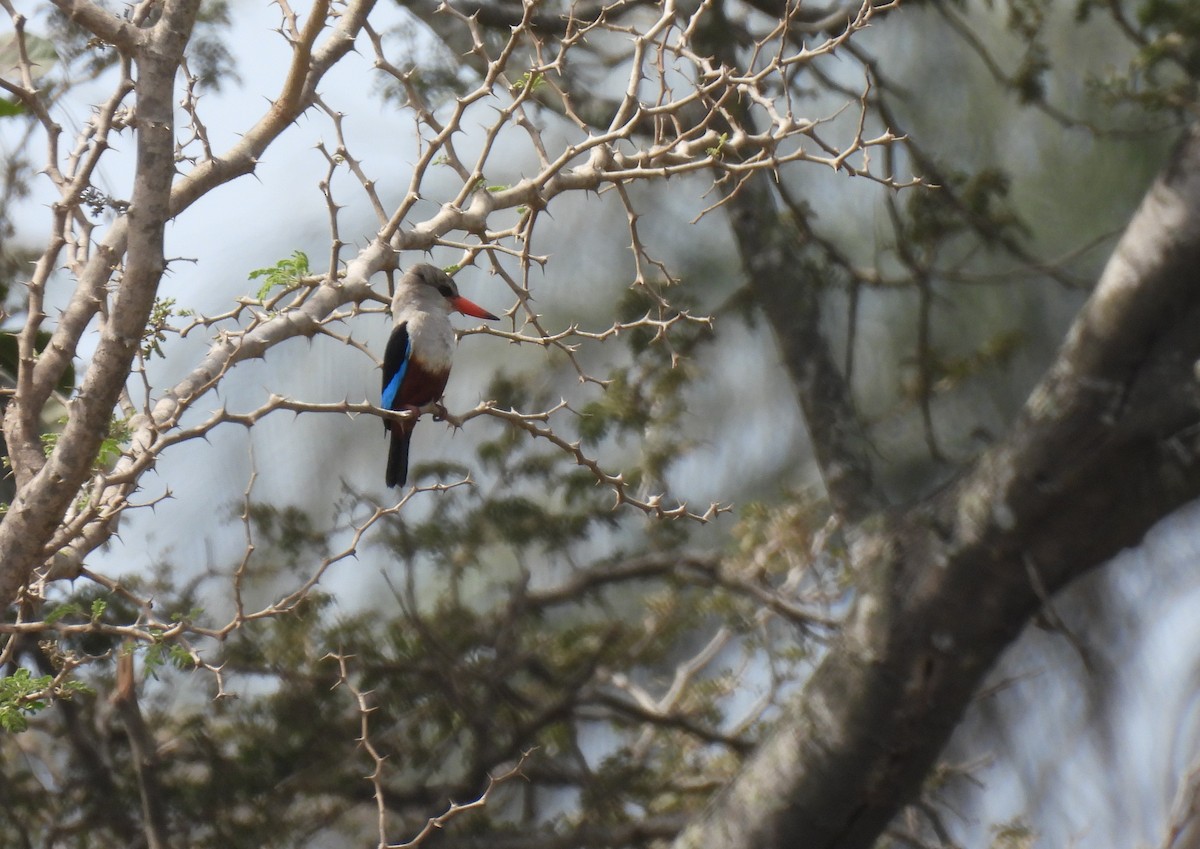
[382,264,498,488]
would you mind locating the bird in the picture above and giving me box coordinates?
[381,264,498,488]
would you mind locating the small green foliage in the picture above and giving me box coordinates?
[41,593,112,629]
[0,668,90,732]
[142,637,195,679]
[44,601,83,625]
[0,98,22,117]
[170,644,197,668]
[97,415,133,468]
[142,296,177,358]
[511,70,546,93]
[142,643,166,679]
[0,670,50,731]
[39,416,66,457]
[248,250,309,300]
[706,132,729,158]
[170,606,204,624]
[44,588,135,657]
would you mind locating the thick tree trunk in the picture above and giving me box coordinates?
[674,126,1200,849]
[0,2,199,608]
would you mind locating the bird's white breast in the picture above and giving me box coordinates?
[396,295,455,371]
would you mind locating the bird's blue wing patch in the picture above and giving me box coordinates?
[382,360,407,410]
[381,323,411,411]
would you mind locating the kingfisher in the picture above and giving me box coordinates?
[382,264,499,488]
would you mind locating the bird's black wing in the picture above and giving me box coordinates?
[381,322,411,422]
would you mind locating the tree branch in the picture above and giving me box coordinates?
[672,123,1200,849]
[0,0,200,607]
[699,1,881,522]
[48,0,141,53]
[0,0,383,609]
[112,651,172,849]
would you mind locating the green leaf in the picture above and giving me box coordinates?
[142,297,178,359]
[0,668,54,733]
[97,416,133,468]
[44,602,83,625]
[248,251,310,300]
[169,644,197,669]
[143,643,167,680]
[511,71,546,93]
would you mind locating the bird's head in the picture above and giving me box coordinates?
[398,264,499,321]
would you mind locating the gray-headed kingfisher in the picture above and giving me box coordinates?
[382,264,498,488]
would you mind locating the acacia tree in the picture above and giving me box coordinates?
[2,1,1200,848]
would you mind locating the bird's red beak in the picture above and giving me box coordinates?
[451,295,499,321]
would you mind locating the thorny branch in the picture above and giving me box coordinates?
[0,0,943,845]
[0,0,902,602]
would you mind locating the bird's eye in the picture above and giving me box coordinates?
[437,284,453,297]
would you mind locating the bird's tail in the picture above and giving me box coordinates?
[386,425,413,488]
